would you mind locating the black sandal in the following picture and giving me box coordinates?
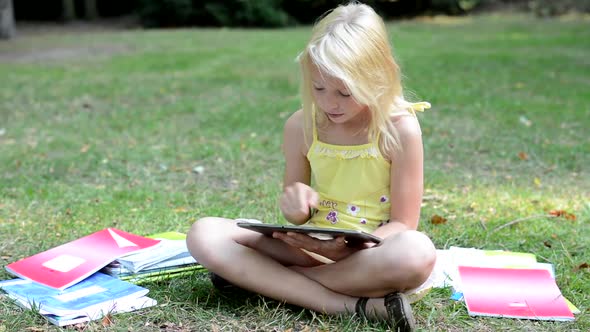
[356,292,416,332]
[209,272,235,290]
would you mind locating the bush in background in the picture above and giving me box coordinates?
[13,0,590,27]
[476,0,590,16]
[136,0,194,27]
[136,0,483,28]
[198,0,290,27]
[429,0,481,14]
[137,0,290,28]
[527,0,590,16]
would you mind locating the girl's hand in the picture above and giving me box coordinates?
[272,232,359,261]
[279,182,319,225]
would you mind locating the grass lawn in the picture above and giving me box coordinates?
[0,14,588,332]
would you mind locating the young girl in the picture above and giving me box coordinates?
[186,2,436,331]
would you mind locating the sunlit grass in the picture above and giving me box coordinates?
[0,14,588,331]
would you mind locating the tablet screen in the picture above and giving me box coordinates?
[237,222,382,246]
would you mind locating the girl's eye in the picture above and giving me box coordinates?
[313,86,325,91]
[339,92,351,97]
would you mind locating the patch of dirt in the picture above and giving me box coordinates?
[14,16,139,37]
[0,43,132,63]
[0,17,138,63]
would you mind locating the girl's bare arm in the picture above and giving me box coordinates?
[280,110,317,225]
[374,115,424,238]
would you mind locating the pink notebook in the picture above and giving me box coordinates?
[458,266,574,321]
[5,228,160,290]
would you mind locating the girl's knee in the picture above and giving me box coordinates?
[403,230,436,262]
[401,231,436,272]
[382,230,437,287]
[186,217,227,263]
[187,217,212,245]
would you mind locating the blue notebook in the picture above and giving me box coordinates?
[0,272,148,317]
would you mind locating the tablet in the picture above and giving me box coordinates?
[237,222,382,247]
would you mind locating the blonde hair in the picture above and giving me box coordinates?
[298,2,414,154]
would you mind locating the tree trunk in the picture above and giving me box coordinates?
[84,0,99,20]
[0,0,16,39]
[62,0,76,21]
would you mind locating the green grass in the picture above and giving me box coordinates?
[1,14,589,331]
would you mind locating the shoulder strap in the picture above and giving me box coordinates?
[311,106,318,141]
[408,101,431,115]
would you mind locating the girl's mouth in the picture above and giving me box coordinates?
[327,113,344,119]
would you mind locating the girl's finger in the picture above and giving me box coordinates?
[307,190,320,208]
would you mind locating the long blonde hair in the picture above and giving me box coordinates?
[298,2,414,154]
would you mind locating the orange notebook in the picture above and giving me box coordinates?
[5,228,160,290]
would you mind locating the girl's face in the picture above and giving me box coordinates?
[310,65,368,125]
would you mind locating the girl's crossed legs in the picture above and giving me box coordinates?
[186,217,436,320]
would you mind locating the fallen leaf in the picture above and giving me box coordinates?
[534,177,541,187]
[80,144,90,153]
[573,262,589,272]
[517,151,529,160]
[430,214,447,225]
[549,210,577,220]
[101,314,113,326]
[543,240,552,248]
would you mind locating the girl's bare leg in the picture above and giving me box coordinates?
[186,217,436,319]
[292,230,437,298]
[187,217,358,314]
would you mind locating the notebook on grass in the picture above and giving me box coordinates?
[0,272,149,317]
[458,266,574,321]
[5,228,161,290]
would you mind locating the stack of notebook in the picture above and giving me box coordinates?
[101,231,205,283]
[1,228,202,326]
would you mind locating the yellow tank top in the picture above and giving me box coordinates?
[306,102,430,233]
[306,117,391,233]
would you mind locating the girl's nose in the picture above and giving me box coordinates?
[326,98,338,110]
